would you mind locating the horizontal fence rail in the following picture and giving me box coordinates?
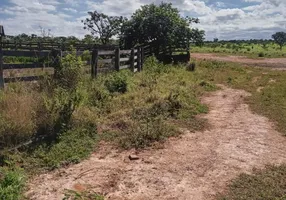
[0,45,144,88]
[0,38,190,89]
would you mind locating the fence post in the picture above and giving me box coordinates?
[137,47,141,72]
[130,48,135,72]
[115,47,120,71]
[141,47,144,70]
[91,49,98,78]
[51,49,62,79]
[0,43,4,89]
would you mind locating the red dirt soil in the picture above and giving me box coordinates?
[192,53,286,69]
[26,85,286,200]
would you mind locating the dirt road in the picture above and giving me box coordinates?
[192,53,286,69]
[26,86,286,200]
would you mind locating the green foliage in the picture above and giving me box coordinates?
[0,165,25,200]
[120,2,204,49]
[272,32,286,50]
[37,86,85,136]
[88,80,111,109]
[218,165,286,200]
[54,50,84,90]
[118,108,176,149]
[25,125,98,170]
[82,11,127,44]
[38,50,85,137]
[104,71,130,94]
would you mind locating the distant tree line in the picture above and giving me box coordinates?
[203,32,286,50]
[3,33,118,45]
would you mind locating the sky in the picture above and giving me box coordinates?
[0,0,285,40]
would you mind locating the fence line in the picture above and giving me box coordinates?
[0,45,144,89]
[0,39,190,89]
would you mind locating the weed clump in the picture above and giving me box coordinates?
[0,165,25,200]
[104,71,130,94]
[118,107,176,149]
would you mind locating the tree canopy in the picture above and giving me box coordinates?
[120,3,205,50]
[272,32,286,50]
[82,11,127,44]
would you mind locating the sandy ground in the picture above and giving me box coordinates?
[192,53,286,69]
[26,85,286,200]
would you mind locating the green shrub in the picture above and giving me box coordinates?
[118,108,175,149]
[88,81,111,109]
[151,92,182,118]
[0,166,25,200]
[104,71,129,94]
[37,50,85,138]
[36,86,85,137]
[54,49,84,90]
[144,56,169,75]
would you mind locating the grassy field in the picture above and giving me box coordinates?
[1,53,286,199]
[192,42,286,58]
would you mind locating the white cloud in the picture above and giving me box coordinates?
[63,8,78,13]
[1,0,286,40]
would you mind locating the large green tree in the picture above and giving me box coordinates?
[272,32,286,50]
[120,3,204,51]
[82,11,127,45]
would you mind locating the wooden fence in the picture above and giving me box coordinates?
[0,44,144,88]
[0,39,191,89]
[1,41,116,51]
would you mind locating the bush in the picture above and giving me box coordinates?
[37,50,85,138]
[88,81,111,109]
[258,52,265,57]
[36,86,85,137]
[144,56,169,75]
[0,165,25,200]
[53,49,84,91]
[151,92,182,118]
[118,108,175,149]
[104,71,129,94]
